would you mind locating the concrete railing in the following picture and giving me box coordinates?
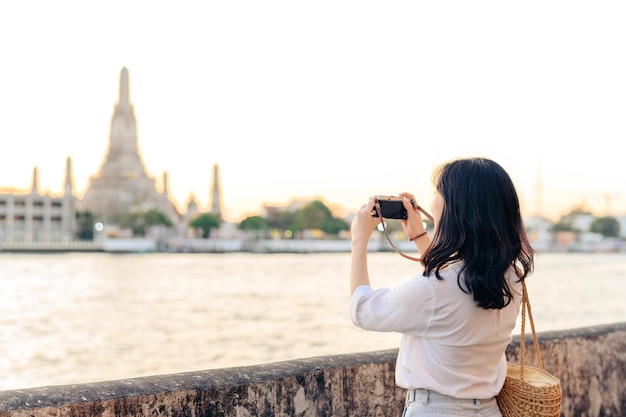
[1,322,624,417]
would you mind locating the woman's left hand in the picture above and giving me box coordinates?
[398,192,426,239]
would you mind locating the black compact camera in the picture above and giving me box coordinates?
[371,195,408,219]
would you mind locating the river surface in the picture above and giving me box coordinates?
[1,251,624,391]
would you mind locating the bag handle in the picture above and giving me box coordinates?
[519,279,544,379]
[373,200,433,262]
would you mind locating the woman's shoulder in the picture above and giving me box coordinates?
[423,260,464,279]
[421,261,466,294]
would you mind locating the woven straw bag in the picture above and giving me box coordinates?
[497,280,562,417]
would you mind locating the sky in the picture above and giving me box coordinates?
[1,1,625,222]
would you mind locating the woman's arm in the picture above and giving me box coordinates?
[350,197,379,295]
[399,192,432,256]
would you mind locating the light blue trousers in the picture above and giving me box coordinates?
[402,388,502,417]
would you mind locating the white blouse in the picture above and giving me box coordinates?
[350,262,522,399]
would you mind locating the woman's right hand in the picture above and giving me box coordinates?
[351,196,380,246]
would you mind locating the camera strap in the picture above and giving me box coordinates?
[373,201,423,263]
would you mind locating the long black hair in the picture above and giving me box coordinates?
[420,157,534,310]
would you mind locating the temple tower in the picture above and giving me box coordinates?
[29,167,40,194]
[64,156,75,197]
[209,163,223,219]
[62,156,77,237]
[79,67,179,223]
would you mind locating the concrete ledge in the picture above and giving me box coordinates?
[1,322,625,417]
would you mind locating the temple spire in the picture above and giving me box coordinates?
[209,163,223,219]
[119,67,130,107]
[64,156,75,196]
[30,167,40,194]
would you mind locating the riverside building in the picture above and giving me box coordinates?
[0,160,77,242]
[1,67,224,246]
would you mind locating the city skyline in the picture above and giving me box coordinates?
[2,151,621,224]
[1,2,625,222]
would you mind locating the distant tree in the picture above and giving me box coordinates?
[143,209,174,228]
[257,200,349,238]
[189,213,221,238]
[552,209,587,233]
[591,216,620,238]
[239,215,268,231]
[291,200,349,235]
[266,210,296,232]
[322,216,350,234]
[551,221,574,233]
[294,200,332,231]
[114,209,173,236]
[75,210,95,240]
[238,215,269,239]
[119,213,146,236]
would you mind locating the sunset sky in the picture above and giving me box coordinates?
[1,1,624,222]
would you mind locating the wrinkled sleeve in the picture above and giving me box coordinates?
[349,277,435,336]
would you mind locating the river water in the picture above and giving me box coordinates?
[1,251,624,391]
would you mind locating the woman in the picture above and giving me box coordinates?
[350,157,534,417]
